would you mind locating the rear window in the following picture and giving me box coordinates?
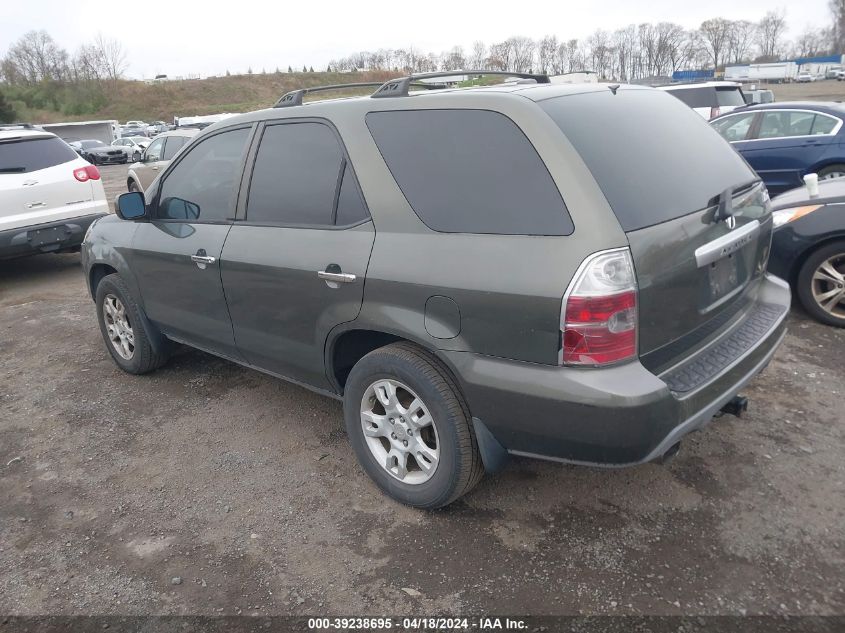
[0,136,79,174]
[716,87,745,107]
[539,89,756,231]
[366,109,573,235]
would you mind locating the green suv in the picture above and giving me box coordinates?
[81,72,790,508]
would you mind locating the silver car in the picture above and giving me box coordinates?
[126,128,199,193]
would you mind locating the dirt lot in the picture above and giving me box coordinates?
[1,164,844,617]
[770,79,845,102]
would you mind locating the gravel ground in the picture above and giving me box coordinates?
[1,165,844,617]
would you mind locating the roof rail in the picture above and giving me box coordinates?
[0,122,36,130]
[371,70,550,99]
[273,82,447,108]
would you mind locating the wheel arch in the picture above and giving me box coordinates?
[788,234,845,286]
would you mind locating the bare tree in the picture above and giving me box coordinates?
[756,10,788,60]
[467,41,485,69]
[795,26,829,57]
[2,30,68,84]
[831,0,845,52]
[442,46,466,71]
[537,35,558,73]
[727,20,756,63]
[700,18,732,70]
[92,34,127,82]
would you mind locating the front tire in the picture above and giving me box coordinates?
[796,241,845,328]
[133,151,140,162]
[343,342,484,508]
[95,273,170,373]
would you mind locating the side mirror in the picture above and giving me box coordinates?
[115,191,148,221]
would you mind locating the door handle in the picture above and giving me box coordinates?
[317,270,356,283]
[191,254,216,264]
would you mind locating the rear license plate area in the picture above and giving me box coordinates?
[28,226,70,247]
[700,253,746,310]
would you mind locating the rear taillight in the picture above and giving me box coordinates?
[73,165,101,182]
[709,106,721,120]
[561,248,638,366]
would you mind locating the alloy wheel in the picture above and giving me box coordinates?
[103,294,135,360]
[811,254,845,319]
[360,379,440,484]
[819,171,845,181]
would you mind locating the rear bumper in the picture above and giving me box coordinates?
[0,213,108,260]
[443,273,791,467]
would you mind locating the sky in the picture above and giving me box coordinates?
[0,0,833,79]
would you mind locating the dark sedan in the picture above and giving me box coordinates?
[711,102,845,195]
[768,178,845,327]
[69,139,128,165]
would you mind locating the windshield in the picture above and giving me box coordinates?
[0,136,79,173]
[80,140,105,149]
[540,88,757,231]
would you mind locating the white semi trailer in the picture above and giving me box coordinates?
[39,120,119,144]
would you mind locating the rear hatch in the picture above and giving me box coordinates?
[0,134,95,230]
[540,86,772,373]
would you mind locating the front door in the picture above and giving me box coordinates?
[134,136,167,190]
[221,121,375,389]
[128,125,253,358]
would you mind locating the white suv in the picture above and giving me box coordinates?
[658,81,747,120]
[1,124,109,259]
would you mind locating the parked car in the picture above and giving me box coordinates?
[69,139,128,165]
[837,70,845,81]
[125,128,199,192]
[122,121,148,137]
[711,102,845,195]
[767,178,845,327]
[111,136,150,162]
[146,121,169,136]
[657,81,746,119]
[82,78,789,508]
[1,124,108,259]
[796,72,816,83]
[824,67,842,80]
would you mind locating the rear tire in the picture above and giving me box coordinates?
[796,241,845,328]
[95,273,170,373]
[343,342,484,509]
[818,164,845,181]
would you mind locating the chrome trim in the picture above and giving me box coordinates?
[726,108,843,143]
[694,220,760,268]
[190,255,216,264]
[317,270,357,283]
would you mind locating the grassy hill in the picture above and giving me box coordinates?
[13,70,398,124]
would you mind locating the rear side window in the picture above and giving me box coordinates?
[247,122,355,226]
[665,87,711,108]
[540,89,756,231]
[366,109,572,235]
[0,136,78,173]
[812,113,840,135]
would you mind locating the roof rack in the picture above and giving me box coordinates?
[273,82,446,108]
[371,70,550,99]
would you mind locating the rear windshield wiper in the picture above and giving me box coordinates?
[0,166,26,173]
[713,180,761,223]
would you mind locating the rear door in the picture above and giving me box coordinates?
[221,120,374,389]
[128,125,253,357]
[0,134,95,230]
[541,88,771,372]
[739,110,838,192]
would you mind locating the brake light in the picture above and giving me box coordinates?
[710,106,721,120]
[561,249,638,366]
[73,165,101,182]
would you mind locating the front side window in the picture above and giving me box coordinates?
[247,122,345,226]
[157,127,250,222]
[758,111,815,139]
[712,112,756,142]
[145,137,164,161]
[366,109,572,235]
[162,135,188,160]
